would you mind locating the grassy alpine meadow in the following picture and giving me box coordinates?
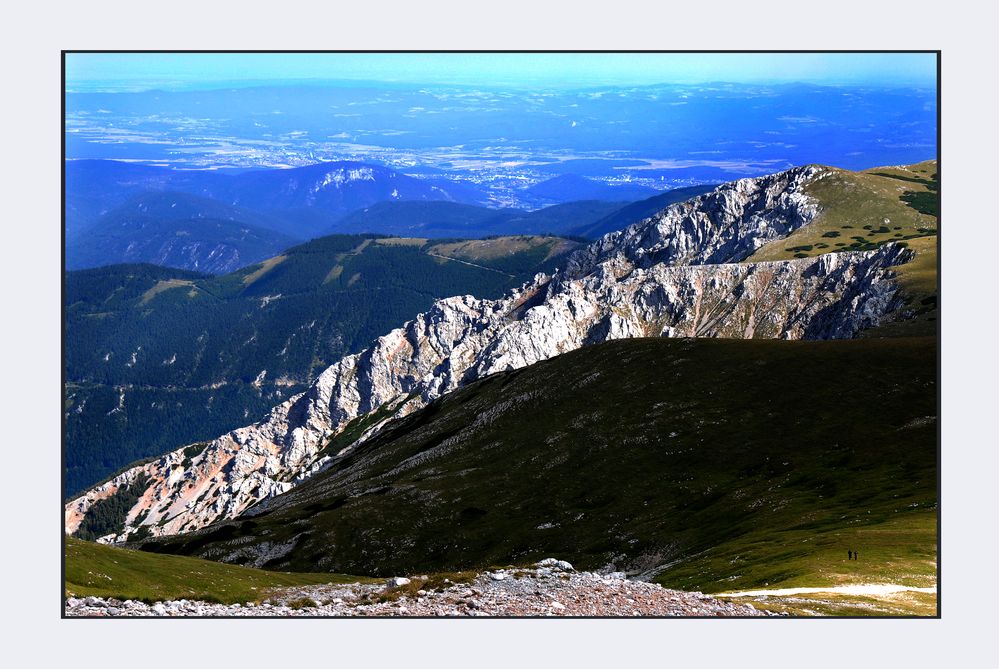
[749,161,938,338]
[65,537,376,604]
[748,161,938,263]
[681,509,937,616]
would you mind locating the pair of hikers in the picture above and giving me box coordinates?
[848,550,859,561]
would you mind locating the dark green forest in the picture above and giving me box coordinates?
[65,234,575,496]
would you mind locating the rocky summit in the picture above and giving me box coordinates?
[65,165,916,543]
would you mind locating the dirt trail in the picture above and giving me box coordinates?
[425,252,515,276]
[720,583,936,598]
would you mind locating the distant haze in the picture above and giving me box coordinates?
[66,53,937,92]
[65,54,937,207]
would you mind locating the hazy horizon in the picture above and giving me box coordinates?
[66,52,938,93]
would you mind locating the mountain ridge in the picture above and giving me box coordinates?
[65,233,580,495]
[65,164,926,542]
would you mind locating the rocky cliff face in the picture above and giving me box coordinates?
[564,165,825,278]
[65,165,914,542]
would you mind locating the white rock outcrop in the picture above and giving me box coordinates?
[64,165,913,542]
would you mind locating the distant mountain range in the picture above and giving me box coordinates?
[329,200,624,239]
[66,160,720,272]
[66,160,488,239]
[65,193,298,274]
[325,192,724,241]
[524,174,661,205]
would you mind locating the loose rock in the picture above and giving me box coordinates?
[65,562,773,617]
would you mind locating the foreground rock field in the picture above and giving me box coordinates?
[66,559,771,617]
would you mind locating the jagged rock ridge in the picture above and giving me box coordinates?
[64,165,913,541]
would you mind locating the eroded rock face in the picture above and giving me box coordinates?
[563,165,825,278]
[64,165,912,542]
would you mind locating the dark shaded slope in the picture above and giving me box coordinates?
[142,337,936,593]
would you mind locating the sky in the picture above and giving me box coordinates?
[65,52,938,92]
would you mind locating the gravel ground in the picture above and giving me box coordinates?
[65,559,771,617]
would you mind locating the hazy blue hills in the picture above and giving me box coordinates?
[217,161,475,223]
[65,192,299,274]
[524,174,660,205]
[330,199,625,238]
[64,233,581,496]
[330,201,516,238]
[326,188,718,240]
[63,175,724,278]
[65,160,231,236]
[66,159,490,239]
[567,184,719,239]
[492,201,627,237]
[66,160,721,261]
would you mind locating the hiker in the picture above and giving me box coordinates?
[848,550,853,560]
[854,551,858,561]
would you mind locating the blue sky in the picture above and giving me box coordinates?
[66,52,937,91]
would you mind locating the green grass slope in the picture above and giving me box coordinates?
[748,161,937,262]
[141,337,936,605]
[65,537,372,604]
[749,160,938,337]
